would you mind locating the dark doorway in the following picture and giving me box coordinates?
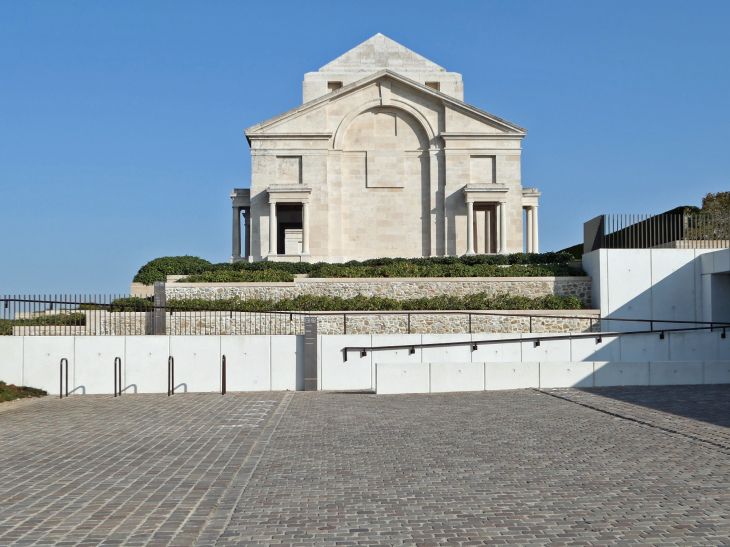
[276,204,303,255]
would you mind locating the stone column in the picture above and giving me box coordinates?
[243,208,251,259]
[499,201,508,254]
[302,202,310,256]
[526,207,533,253]
[485,208,492,254]
[466,200,475,255]
[268,201,277,256]
[231,206,241,262]
[532,205,539,254]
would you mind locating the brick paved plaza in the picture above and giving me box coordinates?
[0,386,729,546]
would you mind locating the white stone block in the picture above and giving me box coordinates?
[570,334,620,362]
[540,361,594,388]
[605,250,652,332]
[125,336,169,394]
[221,336,271,392]
[429,362,484,393]
[650,250,698,329]
[23,336,75,395]
[74,337,125,395]
[169,336,221,393]
[376,363,430,394]
[270,335,303,391]
[594,361,649,387]
[372,334,422,392]
[649,361,703,386]
[0,337,23,386]
[703,361,730,384]
[485,362,539,390]
[521,335,571,363]
[421,334,473,363]
[321,335,372,391]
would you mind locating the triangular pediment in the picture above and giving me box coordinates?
[319,33,446,74]
[246,70,526,138]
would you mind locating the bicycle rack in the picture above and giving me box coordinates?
[59,358,68,399]
[114,357,122,397]
[221,355,227,395]
[168,356,175,396]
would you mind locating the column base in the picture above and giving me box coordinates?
[465,251,476,256]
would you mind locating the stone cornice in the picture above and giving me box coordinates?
[440,132,526,140]
[248,133,333,140]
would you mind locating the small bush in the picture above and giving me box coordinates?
[0,381,47,403]
[132,251,581,284]
[161,292,584,313]
[0,313,86,336]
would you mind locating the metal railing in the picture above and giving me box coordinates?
[585,213,730,253]
[1,294,597,336]
[342,317,729,360]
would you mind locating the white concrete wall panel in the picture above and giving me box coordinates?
[650,250,699,329]
[606,250,652,332]
[485,362,539,391]
[23,337,75,395]
[570,335,620,362]
[74,337,125,395]
[376,363,430,395]
[430,362,484,393]
[169,336,221,393]
[125,336,169,394]
[539,362,594,388]
[703,361,730,384]
[594,361,650,387]
[472,333,522,362]
[649,361,703,386]
[0,337,23,386]
[270,335,303,391]
[669,332,720,362]
[620,332,670,362]
[322,335,372,391]
[221,336,271,392]
[372,334,422,392]
[421,335,473,362]
[521,335,571,363]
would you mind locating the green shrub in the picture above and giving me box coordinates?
[0,381,47,403]
[0,313,86,336]
[178,270,296,283]
[132,251,581,284]
[161,292,584,313]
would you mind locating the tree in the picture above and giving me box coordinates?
[700,191,730,216]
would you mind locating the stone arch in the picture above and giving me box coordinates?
[332,98,437,150]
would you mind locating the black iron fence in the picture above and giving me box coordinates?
[1,294,600,336]
[584,213,730,253]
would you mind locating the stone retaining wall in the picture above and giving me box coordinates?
[164,276,592,307]
[13,310,599,336]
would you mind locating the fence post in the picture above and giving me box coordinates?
[154,281,166,335]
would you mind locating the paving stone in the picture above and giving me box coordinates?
[0,387,729,545]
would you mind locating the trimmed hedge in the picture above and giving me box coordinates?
[133,252,582,285]
[0,313,86,336]
[306,263,581,278]
[0,381,47,403]
[156,293,584,312]
[178,270,296,283]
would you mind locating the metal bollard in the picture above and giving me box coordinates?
[60,358,68,399]
[222,355,227,395]
[114,357,122,397]
[168,356,175,396]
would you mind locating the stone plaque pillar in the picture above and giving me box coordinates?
[304,317,317,391]
[153,281,166,335]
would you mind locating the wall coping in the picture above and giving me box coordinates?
[167,276,591,289]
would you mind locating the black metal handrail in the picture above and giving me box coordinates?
[343,324,727,361]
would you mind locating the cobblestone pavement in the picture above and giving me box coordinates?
[0,387,729,546]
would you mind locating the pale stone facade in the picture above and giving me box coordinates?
[231,34,540,263]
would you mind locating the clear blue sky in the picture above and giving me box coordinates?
[1,1,729,294]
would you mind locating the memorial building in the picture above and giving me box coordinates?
[231,33,540,262]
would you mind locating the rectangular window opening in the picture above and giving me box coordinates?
[327,81,343,93]
[425,82,440,91]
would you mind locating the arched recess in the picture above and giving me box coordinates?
[332,98,437,150]
[338,105,433,259]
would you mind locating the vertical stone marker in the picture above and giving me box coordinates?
[304,316,317,391]
[153,281,166,335]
